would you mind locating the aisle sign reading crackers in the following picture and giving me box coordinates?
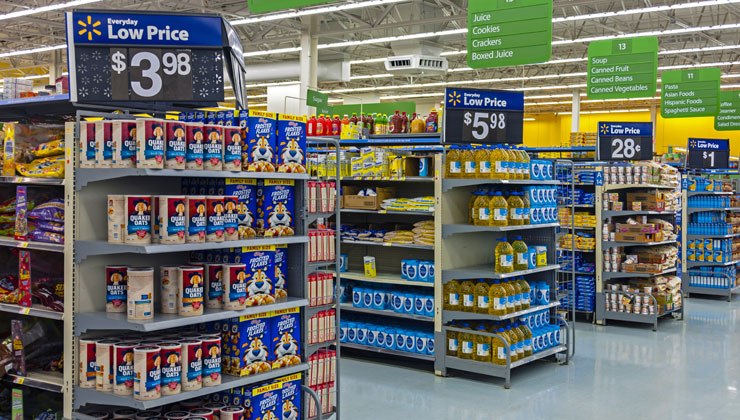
[467,0,553,69]
[661,68,721,118]
[587,36,658,100]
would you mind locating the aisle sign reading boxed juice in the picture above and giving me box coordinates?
[467,0,553,68]
[715,90,740,131]
[661,68,721,118]
[586,36,658,100]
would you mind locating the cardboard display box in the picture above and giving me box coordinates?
[626,191,666,211]
[622,263,664,273]
[614,231,664,243]
[341,186,395,210]
[615,223,661,234]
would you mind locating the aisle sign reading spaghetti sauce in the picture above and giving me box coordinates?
[661,68,721,118]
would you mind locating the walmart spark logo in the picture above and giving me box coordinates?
[599,123,610,135]
[448,91,461,106]
[689,139,698,149]
[77,15,102,41]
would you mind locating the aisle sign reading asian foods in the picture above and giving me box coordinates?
[443,87,524,144]
[65,11,225,103]
[687,138,730,169]
[714,91,740,131]
[247,0,332,13]
[660,68,721,118]
[467,0,553,69]
[586,36,658,100]
[597,122,653,161]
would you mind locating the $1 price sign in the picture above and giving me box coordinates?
[687,138,730,169]
[597,122,653,161]
[110,48,193,101]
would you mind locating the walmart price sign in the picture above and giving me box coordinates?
[443,87,524,144]
[687,138,729,169]
[597,122,653,161]
[66,11,225,103]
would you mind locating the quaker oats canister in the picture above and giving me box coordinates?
[95,338,120,393]
[113,341,137,395]
[124,195,153,244]
[160,266,179,314]
[107,194,125,243]
[186,196,207,243]
[204,263,224,310]
[127,267,154,320]
[200,335,221,387]
[158,196,186,244]
[178,265,204,316]
[133,345,161,401]
[78,338,97,388]
[180,338,203,391]
[158,342,182,396]
[222,263,247,311]
[105,265,128,313]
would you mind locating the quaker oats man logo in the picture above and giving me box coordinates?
[78,16,102,41]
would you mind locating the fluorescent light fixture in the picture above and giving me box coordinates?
[0,44,65,59]
[674,147,688,152]
[243,47,302,57]
[554,23,740,45]
[350,73,393,80]
[558,108,650,115]
[523,118,536,121]
[231,0,407,25]
[553,0,740,23]
[224,96,236,100]
[0,0,101,22]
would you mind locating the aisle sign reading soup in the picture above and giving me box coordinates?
[586,36,658,100]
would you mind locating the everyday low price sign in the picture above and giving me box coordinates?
[586,36,658,100]
[597,122,653,161]
[687,138,730,169]
[467,0,552,69]
[715,90,740,131]
[661,68,721,118]
[443,87,524,144]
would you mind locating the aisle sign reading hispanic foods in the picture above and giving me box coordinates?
[247,0,332,13]
[467,0,553,69]
[586,36,658,100]
[714,90,740,131]
[660,68,721,118]
[443,87,524,144]
[65,11,225,103]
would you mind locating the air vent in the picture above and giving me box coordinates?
[384,55,448,75]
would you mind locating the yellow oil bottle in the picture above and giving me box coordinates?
[457,323,474,359]
[473,190,491,227]
[507,192,524,226]
[489,191,508,227]
[511,236,529,271]
[516,276,531,310]
[445,146,462,178]
[500,277,516,314]
[510,279,523,313]
[488,279,507,317]
[494,238,514,274]
[517,321,533,358]
[460,280,476,312]
[443,279,461,311]
[461,146,476,179]
[491,327,507,365]
[510,321,525,360]
[474,280,491,314]
[474,325,492,362]
[474,146,491,178]
[490,146,507,180]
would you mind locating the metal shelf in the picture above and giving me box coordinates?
[687,190,734,197]
[685,284,740,298]
[73,363,309,410]
[74,297,308,335]
[308,260,336,271]
[442,178,560,192]
[307,212,335,223]
[687,259,740,267]
[338,271,433,287]
[556,270,596,276]
[305,303,336,317]
[305,340,336,356]
[602,239,677,247]
[604,306,681,324]
[0,236,64,252]
[75,236,308,261]
[4,371,63,393]
[76,168,309,189]
[556,248,595,253]
[340,240,433,250]
[559,225,596,230]
[0,303,63,320]
[340,303,433,321]
[442,222,559,238]
[443,344,567,372]
[602,210,678,217]
[442,301,561,323]
[442,264,560,282]
[687,232,740,239]
[602,267,677,279]
[340,342,434,361]
[341,176,434,182]
[342,208,434,216]
[0,176,64,186]
[687,207,740,214]
[601,183,678,191]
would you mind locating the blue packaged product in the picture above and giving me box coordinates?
[238,110,249,160]
[356,323,367,345]
[346,322,357,343]
[225,178,258,239]
[417,261,429,282]
[273,245,288,299]
[414,332,426,354]
[405,260,419,281]
[185,112,195,122]
[366,325,378,346]
[340,254,349,272]
[362,288,373,308]
[405,330,416,353]
[277,114,307,173]
[258,179,295,237]
[244,381,282,420]
[238,312,272,376]
[372,289,385,310]
[427,261,435,282]
[271,307,301,368]
[339,323,347,342]
[241,245,277,306]
[413,294,425,316]
[216,111,225,125]
[423,294,434,317]
[395,330,407,351]
[391,292,403,313]
[195,111,206,123]
[376,329,386,347]
[425,332,435,355]
[352,287,362,307]
[247,110,277,172]
[383,327,395,349]
[402,293,415,314]
[401,260,409,280]
[206,111,216,125]
[279,373,301,420]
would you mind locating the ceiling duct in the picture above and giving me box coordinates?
[244,60,349,82]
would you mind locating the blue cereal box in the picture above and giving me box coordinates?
[247,110,277,172]
[239,312,272,376]
[277,114,307,174]
[245,381,282,420]
[225,178,258,239]
[216,111,226,126]
[271,307,301,369]
[273,245,288,299]
[195,111,206,123]
[279,373,301,420]
[258,179,295,237]
[228,318,240,375]
[242,245,277,306]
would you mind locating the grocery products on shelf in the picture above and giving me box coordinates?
[686,238,739,263]
[468,187,558,226]
[307,350,337,418]
[558,252,596,274]
[339,316,434,356]
[307,180,337,214]
[601,163,680,188]
[442,277,556,315]
[341,219,434,246]
[309,229,337,263]
[558,232,596,251]
[1,123,65,179]
[560,276,596,313]
[307,272,335,307]
[308,309,337,345]
[604,275,681,315]
[346,282,434,318]
[557,186,595,205]
[401,259,435,283]
[559,208,596,228]
[687,211,740,236]
[687,176,734,193]
[602,217,677,243]
[309,147,434,180]
[445,145,554,180]
[688,267,740,289]
[603,244,678,273]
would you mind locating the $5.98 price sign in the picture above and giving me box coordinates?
[463,111,507,141]
[597,122,653,161]
[444,87,523,144]
[110,48,193,101]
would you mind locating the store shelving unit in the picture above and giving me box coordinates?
[595,177,683,330]
[434,154,571,389]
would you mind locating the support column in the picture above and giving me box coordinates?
[299,16,318,115]
[571,89,581,133]
[650,103,658,153]
[49,50,60,86]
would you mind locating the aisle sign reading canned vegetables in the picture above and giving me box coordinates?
[586,36,658,100]
[661,68,721,118]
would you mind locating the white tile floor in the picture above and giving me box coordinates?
[338,297,740,419]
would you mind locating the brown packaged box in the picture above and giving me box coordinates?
[341,186,395,210]
[626,191,666,211]
[615,223,660,234]
[614,231,664,243]
[653,292,673,314]
[622,263,663,273]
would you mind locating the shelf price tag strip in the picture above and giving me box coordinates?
[443,87,524,144]
[586,36,658,100]
[660,68,721,118]
[597,121,653,161]
[686,138,729,169]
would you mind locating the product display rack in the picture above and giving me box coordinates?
[595,177,683,331]
[434,154,572,389]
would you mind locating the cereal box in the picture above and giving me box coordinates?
[241,245,276,306]
[204,125,223,171]
[165,121,187,170]
[271,307,301,369]
[279,373,301,420]
[246,110,277,172]
[95,121,114,168]
[223,126,243,171]
[238,312,272,376]
[112,121,137,168]
[195,111,206,123]
[223,196,240,241]
[186,124,205,170]
[225,179,258,239]
[244,381,282,420]
[273,245,288,299]
[258,180,295,237]
[135,118,165,168]
[79,121,96,168]
[276,114,306,173]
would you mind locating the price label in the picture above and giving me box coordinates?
[13,377,24,384]
[687,138,729,169]
[597,122,653,161]
[444,87,523,144]
[610,137,641,159]
[20,308,30,315]
[463,111,507,141]
[110,48,193,101]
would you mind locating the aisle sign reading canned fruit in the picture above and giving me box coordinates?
[597,122,653,161]
[714,90,740,131]
[443,87,524,144]
[586,36,658,100]
[467,0,553,69]
[661,68,721,118]
[686,138,730,169]
[66,11,226,103]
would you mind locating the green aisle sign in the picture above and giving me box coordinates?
[661,68,721,118]
[467,0,553,69]
[247,0,331,13]
[586,36,658,100]
[715,90,740,130]
[307,89,328,108]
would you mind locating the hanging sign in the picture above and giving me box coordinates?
[247,0,332,13]
[443,87,524,144]
[586,36,658,100]
[715,90,740,131]
[687,138,730,169]
[661,68,721,118]
[597,122,653,161]
[467,0,552,69]
[307,89,328,108]
[66,11,225,103]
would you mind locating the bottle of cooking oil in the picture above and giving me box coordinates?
[501,325,518,362]
[517,321,533,358]
[509,279,523,312]
[490,145,506,180]
[468,190,478,225]
[445,146,462,178]
[500,277,516,313]
[516,276,531,310]
[443,279,461,311]
[490,191,508,227]
[474,280,491,314]
[507,192,524,226]
[494,238,513,274]
[460,279,476,312]
[474,325,492,362]
[521,191,531,225]
[504,146,520,180]
[492,327,507,365]
[474,146,491,178]
[457,323,474,359]
[461,146,476,179]
[473,190,491,227]
[519,147,531,180]
[510,321,525,360]
[446,322,459,357]
[488,279,507,316]
[511,236,529,271]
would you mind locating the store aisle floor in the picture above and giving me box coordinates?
[339,298,740,420]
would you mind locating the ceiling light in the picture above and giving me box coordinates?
[553,0,740,23]
[0,0,101,22]
[554,23,740,45]
[350,74,393,80]
[231,0,407,25]
[0,44,65,59]
[243,47,302,57]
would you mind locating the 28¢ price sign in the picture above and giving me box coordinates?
[597,122,653,161]
[110,48,193,101]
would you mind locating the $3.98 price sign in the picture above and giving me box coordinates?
[597,122,653,161]
[463,111,507,141]
[111,48,192,101]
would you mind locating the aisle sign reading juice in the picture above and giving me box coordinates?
[586,36,658,100]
